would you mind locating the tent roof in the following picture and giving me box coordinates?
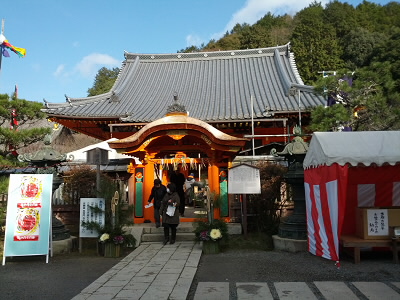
[67,138,135,162]
[303,131,400,169]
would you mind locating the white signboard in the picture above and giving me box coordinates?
[80,198,105,238]
[228,164,261,194]
[367,209,388,236]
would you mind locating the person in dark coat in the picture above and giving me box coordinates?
[170,165,186,216]
[160,182,180,245]
[147,179,167,228]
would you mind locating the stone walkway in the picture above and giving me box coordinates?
[193,281,400,300]
[72,241,201,300]
[71,241,400,300]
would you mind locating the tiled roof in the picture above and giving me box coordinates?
[42,43,325,122]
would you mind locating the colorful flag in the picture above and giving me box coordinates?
[0,33,26,57]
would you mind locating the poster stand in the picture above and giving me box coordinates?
[2,174,53,266]
[49,213,53,258]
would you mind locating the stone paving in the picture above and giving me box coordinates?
[193,281,400,300]
[72,241,202,300]
[71,241,400,300]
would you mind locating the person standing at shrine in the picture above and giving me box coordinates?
[147,179,167,228]
[160,182,180,245]
[170,164,186,216]
[184,173,195,206]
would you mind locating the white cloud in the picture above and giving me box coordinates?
[186,34,204,48]
[216,0,330,40]
[75,53,120,78]
[53,64,66,78]
[53,53,120,82]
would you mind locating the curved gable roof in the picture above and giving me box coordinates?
[42,44,325,122]
[109,114,248,150]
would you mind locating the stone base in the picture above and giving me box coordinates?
[52,236,77,254]
[227,223,242,235]
[272,235,307,253]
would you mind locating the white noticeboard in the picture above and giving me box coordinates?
[80,198,105,238]
[367,209,389,236]
[228,164,261,194]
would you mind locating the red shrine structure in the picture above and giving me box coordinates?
[42,43,325,223]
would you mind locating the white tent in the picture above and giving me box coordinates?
[67,138,133,162]
[303,131,400,169]
[303,131,400,262]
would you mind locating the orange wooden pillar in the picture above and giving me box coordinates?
[208,164,220,219]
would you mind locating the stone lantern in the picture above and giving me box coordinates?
[18,134,73,241]
[271,126,309,251]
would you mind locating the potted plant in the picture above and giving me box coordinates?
[193,219,228,254]
[81,190,136,257]
[98,228,135,257]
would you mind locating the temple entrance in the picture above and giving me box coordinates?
[108,99,247,224]
[151,154,211,220]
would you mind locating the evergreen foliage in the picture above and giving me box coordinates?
[87,67,120,96]
[0,94,51,168]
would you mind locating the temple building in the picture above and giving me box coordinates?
[42,43,325,224]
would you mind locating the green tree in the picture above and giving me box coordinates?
[210,34,241,51]
[310,66,400,131]
[308,103,351,132]
[87,67,120,96]
[239,24,271,49]
[178,45,202,53]
[323,0,357,40]
[342,28,387,69]
[372,27,400,89]
[291,2,344,83]
[355,1,388,33]
[0,94,50,167]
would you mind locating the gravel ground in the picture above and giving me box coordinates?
[187,248,400,300]
[0,253,123,300]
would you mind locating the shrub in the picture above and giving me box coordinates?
[246,161,288,236]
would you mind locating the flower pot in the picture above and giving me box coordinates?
[202,240,220,254]
[104,243,121,258]
[98,242,105,256]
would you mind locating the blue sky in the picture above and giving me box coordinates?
[0,0,396,104]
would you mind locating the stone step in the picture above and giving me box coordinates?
[142,225,195,234]
[124,222,242,247]
[140,223,198,243]
[141,232,195,242]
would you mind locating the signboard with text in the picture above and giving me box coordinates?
[367,209,389,236]
[228,164,261,194]
[3,174,53,264]
[79,198,105,238]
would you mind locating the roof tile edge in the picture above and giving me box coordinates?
[124,43,290,61]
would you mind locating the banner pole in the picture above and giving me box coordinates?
[0,19,5,81]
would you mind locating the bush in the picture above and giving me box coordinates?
[62,165,97,204]
[246,162,288,236]
[63,165,136,248]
